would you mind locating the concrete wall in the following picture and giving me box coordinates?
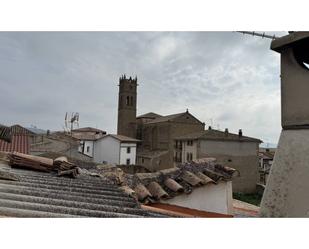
[119,142,137,165]
[94,136,120,164]
[281,48,309,128]
[162,181,233,215]
[193,140,259,193]
[260,129,309,217]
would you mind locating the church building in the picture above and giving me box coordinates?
[117,75,205,171]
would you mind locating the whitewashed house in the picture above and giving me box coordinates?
[71,127,106,158]
[93,134,139,165]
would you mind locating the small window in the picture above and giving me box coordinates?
[86,146,90,153]
[126,159,130,165]
[186,152,193,161]
[126,96,130,105]
[187,140,193,146]
[127,147,131,154]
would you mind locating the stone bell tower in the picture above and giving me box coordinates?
[117,74,137,138]
[260,32,309,217]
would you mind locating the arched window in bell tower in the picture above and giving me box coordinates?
[126,96,130,106]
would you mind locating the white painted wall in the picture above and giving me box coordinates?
[93,136,120,164]
[120,143,136,165]
[181,140,197,162]
[162,181,233,215]
[78,140,94,157]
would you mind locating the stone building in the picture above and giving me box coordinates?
[116,75,261,193]
[117,75,137,139]
[136,111,205,170]
[174,128,262,193]
[116,75,205,171]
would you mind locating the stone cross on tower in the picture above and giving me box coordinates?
[260,32,309,217]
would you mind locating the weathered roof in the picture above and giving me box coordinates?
[145,111,204,125]
[72,127,106,133]
[136,112,162,119]
[259,151,275,160]
[137,150,169,159]
[0,135,29,154]
[71,133,100,141]
[10,124,35,135]
[0,125,11,142]
[145,112,186,124]
[102,134,140,143]
[175,129,262,143]
[0,161,167,218]
[109,158,239,204]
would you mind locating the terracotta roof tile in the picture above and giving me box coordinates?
[147,181,169,199]
[0,135,29,154]
[106,158,239,204]
[164,178,184,193]
[180,170,203,186]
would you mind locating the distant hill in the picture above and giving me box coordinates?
[26,127,47,134]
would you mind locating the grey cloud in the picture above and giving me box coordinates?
[0,31,286,143]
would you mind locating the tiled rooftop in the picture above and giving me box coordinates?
[103,158,239,204]
[0,134,29,154]
[0,156,168,218]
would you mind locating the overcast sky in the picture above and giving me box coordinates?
[0,32,287,144]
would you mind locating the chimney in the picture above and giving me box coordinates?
[208,126,212,130]
[238,129,242,137]
[224,128,229,136]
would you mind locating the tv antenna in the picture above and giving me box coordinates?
[237,31,278,40]
[64,112,80,134]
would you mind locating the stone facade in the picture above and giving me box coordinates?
[117,75,137,138]
[175,129,261,193]
[137,111,205,170]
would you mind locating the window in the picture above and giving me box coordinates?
[127,147,131,154]
[126,96,130,105]
[86,146,90,153]
[174,152,182,163]
[126,159,130,165]
[187,140,193,146]
[186,152,193,161]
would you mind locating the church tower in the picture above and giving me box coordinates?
[117,74,137,138]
